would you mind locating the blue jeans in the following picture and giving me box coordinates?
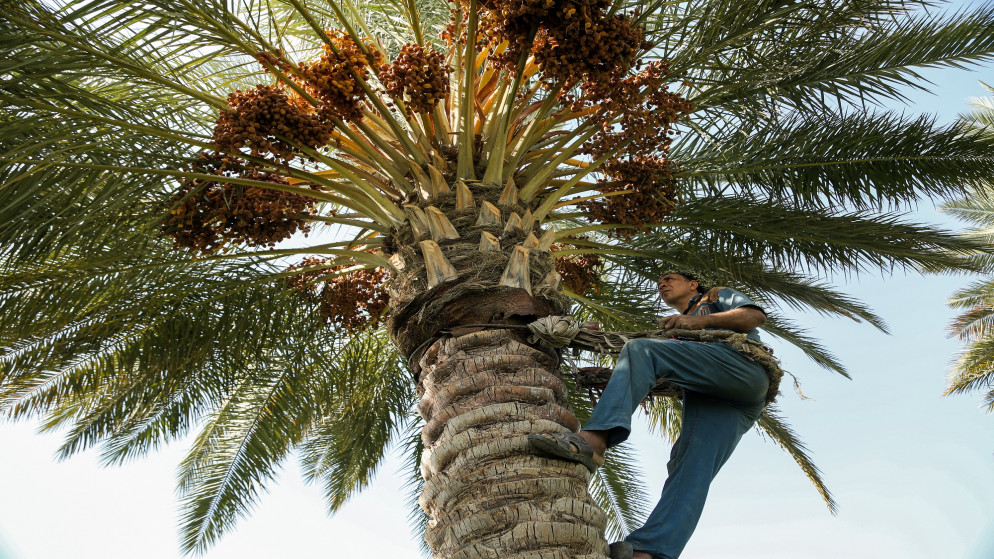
[583,338,769,559]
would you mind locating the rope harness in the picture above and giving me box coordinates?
[525,315,785,405]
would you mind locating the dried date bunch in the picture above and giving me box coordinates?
[380,44,452,114]
[476,0,563,71]
[297,30,385,122]
[532,5,647,90]
[581,62,695,159]
[212,85,334,163]
[552,244,603,296]
[578,156,680,239]
[162,153,323,254]
[285,257,390,332]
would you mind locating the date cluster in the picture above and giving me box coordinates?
[284,257,391,332]
[379,43,452,115]
[551,237,603,297]
[578,156,680,238]
[162,153,322,254]
[212,85,333,163]
[297,31,384,122]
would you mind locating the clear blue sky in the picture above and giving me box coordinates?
[2,5,993,559]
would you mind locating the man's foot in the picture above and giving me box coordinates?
[608,541,653,559]
[527,432,605,473]
[578,429,607,459]
[608,541,632,559]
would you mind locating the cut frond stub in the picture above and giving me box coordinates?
[499,176,519,205]
[424,206,461,241]
[404,205,431,240]
[504,212,524,234]
[499,245,532,294]
[477,201,502,226]
[479,231,501,252]
[456,180,475,209]
[419,240,458,288]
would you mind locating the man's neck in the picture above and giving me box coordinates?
[665,294,697,314]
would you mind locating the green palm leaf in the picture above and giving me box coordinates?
[755,405,838,514]
[298,332,415,511]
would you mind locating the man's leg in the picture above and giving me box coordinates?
[580,338,768,558]
[624,391,762,558]
[581,340,661,449]
[583,338,768,448]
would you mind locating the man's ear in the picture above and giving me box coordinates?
[689,280,699,292]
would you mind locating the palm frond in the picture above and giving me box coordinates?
[755,405,838,514]
[647,1,994,112]
[676,111,994,210]
[566,374,652,542]
[942,184,994,228]
[0,259,335,447]
[760,315,850,378]
[398,416,432,558]
[590,446,652,543]
[948,278,994,308]
[175,351,317,555]
[666,196,981,276]
[944,88,994,416]
[298,332,416,512]
[948,304,994,343]
[643,395,683,444]
[945,339,994,404]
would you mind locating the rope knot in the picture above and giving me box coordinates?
[527,315,581,348]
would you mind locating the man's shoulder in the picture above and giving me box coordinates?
[701,286,731,304]
[707,287,765,314]
[687,286,731,315]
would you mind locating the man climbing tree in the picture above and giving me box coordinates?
[5,2,994,558]
[530,270,773,559]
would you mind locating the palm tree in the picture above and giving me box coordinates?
[944,82,994,415]
[4,0,994,557]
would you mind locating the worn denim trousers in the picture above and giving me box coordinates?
[583,338,769,559]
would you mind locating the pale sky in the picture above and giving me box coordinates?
[2,5,994,559]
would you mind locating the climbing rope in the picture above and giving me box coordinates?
[525,315,785,404]
[416,316,785,404]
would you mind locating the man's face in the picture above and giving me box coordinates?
[657,273,699,304]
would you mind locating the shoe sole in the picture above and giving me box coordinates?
[526,433,599,473]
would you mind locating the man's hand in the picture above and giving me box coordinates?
[657,314,709,330]
[657,307,765,332]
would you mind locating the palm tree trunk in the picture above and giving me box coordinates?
[416,327,609,559]
[384,186,610,557]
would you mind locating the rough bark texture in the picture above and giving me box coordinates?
[384,181,609,558]
[417,328,609,559]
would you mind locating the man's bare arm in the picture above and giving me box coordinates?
[657,307,766,332]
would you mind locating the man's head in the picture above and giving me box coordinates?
[657,270,707,307]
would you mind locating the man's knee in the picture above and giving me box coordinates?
[622,337,670,363]
[625,337,661,352]
[617,339,666,386]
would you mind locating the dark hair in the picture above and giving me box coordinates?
[661,269,708,293]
